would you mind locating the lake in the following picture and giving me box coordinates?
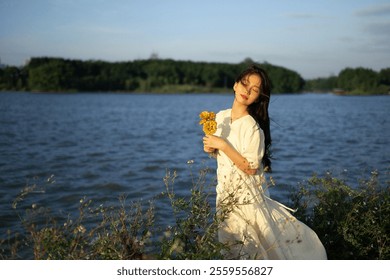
[0,91,389,240]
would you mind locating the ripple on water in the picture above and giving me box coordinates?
[81,171,100,180]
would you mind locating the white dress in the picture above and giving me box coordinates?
[214,109,327,260]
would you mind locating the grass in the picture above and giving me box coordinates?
[1,167,389,260]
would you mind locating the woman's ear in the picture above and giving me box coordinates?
[233,82,238,92]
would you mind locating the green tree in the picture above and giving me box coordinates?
[0,66,28,90]
[337,67,380,94]
[304,76,338,92]
[12,56,308,93]
[262,63,304,93]
[27,58,77,91]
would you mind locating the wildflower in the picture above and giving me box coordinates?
[199,111,212,123]
[164,226,172,238]
[76,225,86,234]
[199,111,217,135]
[203,120,217,135]
[170,238,184,254]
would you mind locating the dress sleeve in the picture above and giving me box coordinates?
[241,123,264,170]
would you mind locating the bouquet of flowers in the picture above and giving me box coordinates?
[199,111,217,135]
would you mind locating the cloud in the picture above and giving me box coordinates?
[363,21,390,35]
[355,3,390,17]
[354,4,390,54]
[346,20,390,56]
[363,21,390,53]
[285,13,317,19]
[284,13,334,20]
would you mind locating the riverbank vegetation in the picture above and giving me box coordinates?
[1,169,388,260]
[304,67,390,95]
[1,56,388,95]
[0,57,303,93]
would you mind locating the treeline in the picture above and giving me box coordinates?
[305,67,390,95]
[0,57,304,93]
[1,57,389,94]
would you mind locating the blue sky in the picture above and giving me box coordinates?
[0,0,389,78]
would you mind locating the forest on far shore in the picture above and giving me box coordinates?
[0,57,389,95]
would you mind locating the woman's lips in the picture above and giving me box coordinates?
[240,94,248,100]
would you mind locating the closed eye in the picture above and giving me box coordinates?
[240,79,249,86]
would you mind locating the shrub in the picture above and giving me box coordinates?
[158,167,226,259]
[290,171,389,259]
[2,178,155,259]
[1,166,224,260]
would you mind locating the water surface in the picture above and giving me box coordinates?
[0,92,389,239]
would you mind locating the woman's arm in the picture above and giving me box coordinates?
[203,135,257,175]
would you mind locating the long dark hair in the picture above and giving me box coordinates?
[236,65,272,172]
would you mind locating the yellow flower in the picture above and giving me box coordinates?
[203,120,217,135]
[199,111,210,120]
[199,111,217,134]
[199,111,209,125]
[199,119,206,125]
[208,111,216,120]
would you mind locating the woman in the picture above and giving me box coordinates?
[203,65,327,259]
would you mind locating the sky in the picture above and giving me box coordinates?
[0,0,389,79]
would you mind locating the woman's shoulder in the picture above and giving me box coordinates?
[216,108,231,120]
[244,114,258,127]
[242,115,262,133]
[216,108,231,116]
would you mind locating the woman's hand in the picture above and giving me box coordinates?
[203,135,227,152]
[204,146,215,153]
[204,134,257,175]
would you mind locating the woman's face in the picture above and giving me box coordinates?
[233,73,261,105]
